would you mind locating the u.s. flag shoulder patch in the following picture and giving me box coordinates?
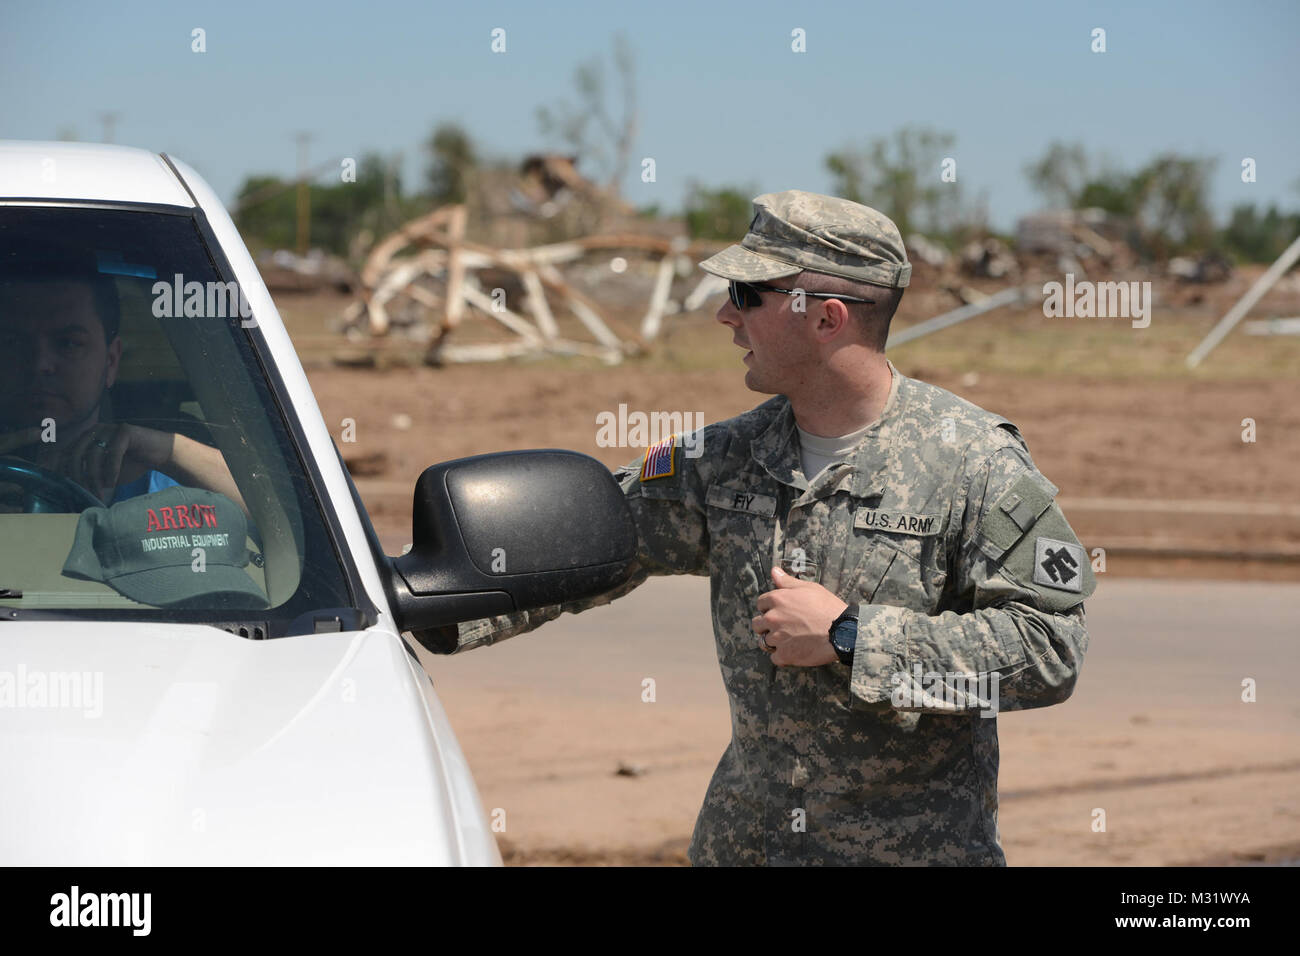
[639,434,677,481]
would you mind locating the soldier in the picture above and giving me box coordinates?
[452,190,1095,866]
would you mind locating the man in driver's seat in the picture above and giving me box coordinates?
[0,270,246,512]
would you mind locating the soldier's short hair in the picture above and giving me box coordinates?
[793,269,903,351]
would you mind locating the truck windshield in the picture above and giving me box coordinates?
[0,204,356,632]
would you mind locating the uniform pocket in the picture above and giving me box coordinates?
[853,543,897,603]
[847,534,947,612]
[705,480,778,594]
[706,482,779,575]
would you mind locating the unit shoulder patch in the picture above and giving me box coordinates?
[1032,536,1085,593]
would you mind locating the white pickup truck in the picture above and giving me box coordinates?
[0,140,637,865]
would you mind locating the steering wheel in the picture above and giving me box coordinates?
[0,456,105,513]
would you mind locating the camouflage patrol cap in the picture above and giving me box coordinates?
[699,189,911,289]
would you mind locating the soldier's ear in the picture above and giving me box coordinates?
[817,298,853,339]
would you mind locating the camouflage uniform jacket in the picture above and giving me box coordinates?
[453,363,1095,865]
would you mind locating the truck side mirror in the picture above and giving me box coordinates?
[384,449,638,651]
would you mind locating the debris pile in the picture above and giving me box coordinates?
[1015,208,1139,279]
[340,203,727,365]
[1168,250,1233,284]
[959,238,1019,279]
[258,249,356,293]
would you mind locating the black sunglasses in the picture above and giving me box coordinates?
[728,280,875,310]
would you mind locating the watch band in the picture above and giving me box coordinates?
[830,606,859,630]
[829,606,858,666]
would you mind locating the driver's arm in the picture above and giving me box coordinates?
[91,424,247,516]
[153,431,247,515]
[0,422,247,516]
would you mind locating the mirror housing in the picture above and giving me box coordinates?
[385,449,637,653]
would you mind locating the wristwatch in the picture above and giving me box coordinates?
[828,606,858,666]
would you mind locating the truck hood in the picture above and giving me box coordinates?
[0,621,498,865]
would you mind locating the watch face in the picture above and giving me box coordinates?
[832,620,855,655]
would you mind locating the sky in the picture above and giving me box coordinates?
[2,0,1297,233]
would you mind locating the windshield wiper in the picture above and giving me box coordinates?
[0,588,22,599]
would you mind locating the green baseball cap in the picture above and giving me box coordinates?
[699,189,911,289]
[62,486,267,609]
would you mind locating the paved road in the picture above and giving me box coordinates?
[419,576,1300,865]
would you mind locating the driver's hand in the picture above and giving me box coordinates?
[32,424,173,505]
[0,428,41,512]
[0,427,44,511]
[0,425,43,458]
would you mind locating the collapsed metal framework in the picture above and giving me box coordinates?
[342,205,728,364]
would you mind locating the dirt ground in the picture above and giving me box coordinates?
[304,354,1300,582]
[416,575,1300,868]
[284,279,1298,865]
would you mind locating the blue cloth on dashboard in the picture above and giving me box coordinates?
[111,469,180,504]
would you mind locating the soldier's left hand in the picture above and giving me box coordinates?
[752,567,848,667]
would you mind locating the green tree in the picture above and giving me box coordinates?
[683,183,755,240]
[536,32,637,195]
[234,152,411,259]
[1221,203,1300,263]
[1023,143,1219,256]
[825,127,960,238]
[1023,141,1090,208]
[1024,141,1140,215]
[1128,154,1217,254]
[1075,174,1139,216]
[234,175,297,251]
[424,123,477,205]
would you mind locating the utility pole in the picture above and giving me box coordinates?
[386,151,400,220]
[99,112,121,144]
[294,132,312,255]
[1186,234,1300,367]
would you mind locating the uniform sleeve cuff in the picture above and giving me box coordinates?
[849,604,908,704]
[453,614,517,653]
